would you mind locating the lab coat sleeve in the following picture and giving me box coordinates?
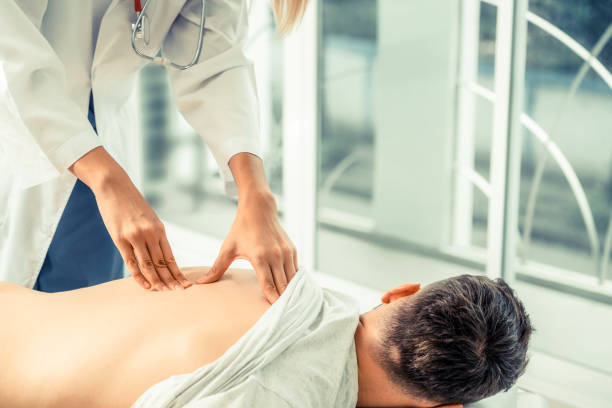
[162,0,261,196]
[0,1,101,189]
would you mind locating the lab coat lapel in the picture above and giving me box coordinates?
[91,0,141,85]
[90,0,142,177]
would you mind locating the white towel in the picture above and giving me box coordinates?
[132,269,361,408]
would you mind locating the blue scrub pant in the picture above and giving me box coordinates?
[34,92,124,292]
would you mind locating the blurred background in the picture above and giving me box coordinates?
[135,0,612,406]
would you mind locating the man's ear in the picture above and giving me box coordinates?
[381,283,420,303]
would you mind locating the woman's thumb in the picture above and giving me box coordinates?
[197,253,232,284]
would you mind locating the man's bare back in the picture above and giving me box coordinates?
[0,267,270,408]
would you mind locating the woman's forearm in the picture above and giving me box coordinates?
[68,146,128,193]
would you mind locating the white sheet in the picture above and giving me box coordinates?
[132,269,361,407]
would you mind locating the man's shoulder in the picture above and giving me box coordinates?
[254,275,360,407]
[255,338,359,408]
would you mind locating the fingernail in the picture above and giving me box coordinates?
[144,282,151,289]
[174,284,182,290]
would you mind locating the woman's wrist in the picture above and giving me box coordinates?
[228,152,274,204]
[69,146,128,194]
[238,187,277,214]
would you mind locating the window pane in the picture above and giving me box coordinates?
[517,2,612,277]
[471,1,497,249]
[316,0,470,290]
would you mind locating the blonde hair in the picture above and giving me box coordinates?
[271,0,310,34]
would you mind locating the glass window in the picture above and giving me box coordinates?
[471,1,497,249]
[516,0,612,278]
[512,0,612,378]
[316,0,470,289]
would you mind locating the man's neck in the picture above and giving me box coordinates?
[354,318,432,408]
[354,322,379,406]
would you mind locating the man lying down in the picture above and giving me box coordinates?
[0,267,532,408]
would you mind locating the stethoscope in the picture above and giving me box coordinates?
[131,0,206,70]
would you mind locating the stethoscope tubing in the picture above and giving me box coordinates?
[131,0,207,70]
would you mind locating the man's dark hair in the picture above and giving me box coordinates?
[379,275,533,405]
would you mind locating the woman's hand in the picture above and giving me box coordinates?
[196,153,298,303]
[70,147,191,291]
[197,190,297,303]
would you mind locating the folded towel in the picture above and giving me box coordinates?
[132,268,361,407]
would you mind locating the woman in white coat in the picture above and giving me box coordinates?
[0,0,308,303]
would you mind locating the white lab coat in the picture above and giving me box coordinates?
[0,0,261,287]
